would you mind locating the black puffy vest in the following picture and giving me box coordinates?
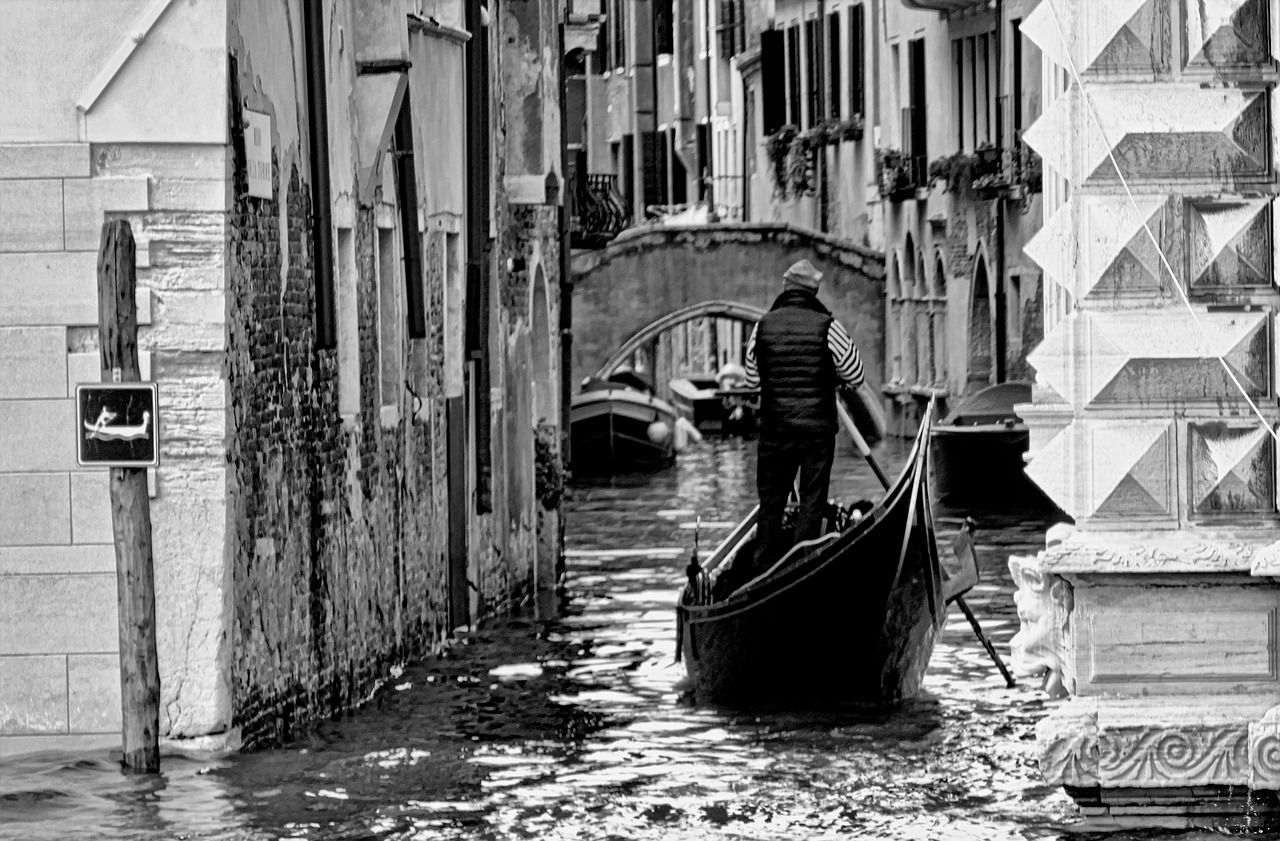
[755,289,836,439]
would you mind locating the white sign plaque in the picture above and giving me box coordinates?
[245,109,272,200]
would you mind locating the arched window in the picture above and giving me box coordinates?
[932,257,948,385]
[915,251,929,385]
[968,256,993,387]
[888,253,903,381]
[900,237,917,386]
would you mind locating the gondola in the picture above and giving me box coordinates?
[570,369,682,474]
[930,381,1064,521]
[676,397,944,705]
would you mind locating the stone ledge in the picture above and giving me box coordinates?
[1039,697,1280,792]
[1042,530,1280,575]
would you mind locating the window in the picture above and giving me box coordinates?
[907,38,926,161]
[336,226,359,417]
[656,0,673,55]
[805,18,820,127]
[787,25,801,126]
[377,226,401,412]
[849,4,864,116]
[760,28,787,135]
[828,11,841,119]
[967,37,977,148]
[1011,18,1023,138]
[980,33,992,143]
[443,231,464,399]
[953,40,964,150]
[719,0,745,58]
[611,0,626,70]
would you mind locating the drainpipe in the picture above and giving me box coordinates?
[302,0,336,349]
[465,0,494,515]
[816,0,827,233]
[558,18,573,464]
[994,0,1007,383]
[557,11,572,590]
[702,0,718,220]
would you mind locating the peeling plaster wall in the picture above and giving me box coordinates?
[227,0,451,748]
[486,0,565,616]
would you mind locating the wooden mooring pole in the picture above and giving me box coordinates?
[97,220,161,773]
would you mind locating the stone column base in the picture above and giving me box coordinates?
[1041,697,1280,830]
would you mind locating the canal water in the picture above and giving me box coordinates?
[0,438,1243,839]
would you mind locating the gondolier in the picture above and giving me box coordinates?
[743,258,866,572]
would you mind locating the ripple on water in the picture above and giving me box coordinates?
[0,438,1161,840]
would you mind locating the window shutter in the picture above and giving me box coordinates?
[760,28,786,135]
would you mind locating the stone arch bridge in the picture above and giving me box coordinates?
[570,223,886,389]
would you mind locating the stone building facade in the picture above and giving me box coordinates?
[1009,0,1280,821]
[733,0,1048,430]
[0,0,564,756]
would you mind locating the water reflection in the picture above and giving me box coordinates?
[0,437,1235,840]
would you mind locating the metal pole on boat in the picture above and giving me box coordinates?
[836,395,1016,689]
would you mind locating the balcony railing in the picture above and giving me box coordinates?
[570,174,631,249]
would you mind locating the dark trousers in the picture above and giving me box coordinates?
[755,433,836,571]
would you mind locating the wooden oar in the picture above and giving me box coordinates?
[836,397,1016,689]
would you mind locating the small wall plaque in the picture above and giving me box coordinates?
[245,109,273,200]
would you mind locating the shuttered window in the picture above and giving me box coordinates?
[786,25,801,126]
[828,12,841,119]
[760,28,787,135]
[849,5,864,117]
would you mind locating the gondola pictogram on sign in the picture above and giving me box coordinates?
[75,382,160,468]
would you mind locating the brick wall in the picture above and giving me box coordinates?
[224,93,451,748]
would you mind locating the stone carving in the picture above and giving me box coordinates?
[1187,199,1272,290]
[1042,539,1256,573]
[1099,725,1250,786]
[1250,540,1280,577]
[1009,554,1072,696]
[1189,422,1275,518]
[1249,706,1280,789]
[1024,86,1268,185]
[1030,311,1269,409]
[1184,0,1272,72]
[1038,709,1100,786]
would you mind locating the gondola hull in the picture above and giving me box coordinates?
[931,424,1060,516]
[569,388,680,474]
[677,412,943,705]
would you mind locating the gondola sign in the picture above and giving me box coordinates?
[75,382,160,468]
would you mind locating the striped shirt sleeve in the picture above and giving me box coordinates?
[828,320,865,389]
[742,324,760,389]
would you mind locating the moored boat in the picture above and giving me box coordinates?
[929,382,1065,521]
[570,372,682,474]
[669,375,756,434]
[676,403,943,705]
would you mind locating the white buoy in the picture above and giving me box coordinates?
[647,420,672,443]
